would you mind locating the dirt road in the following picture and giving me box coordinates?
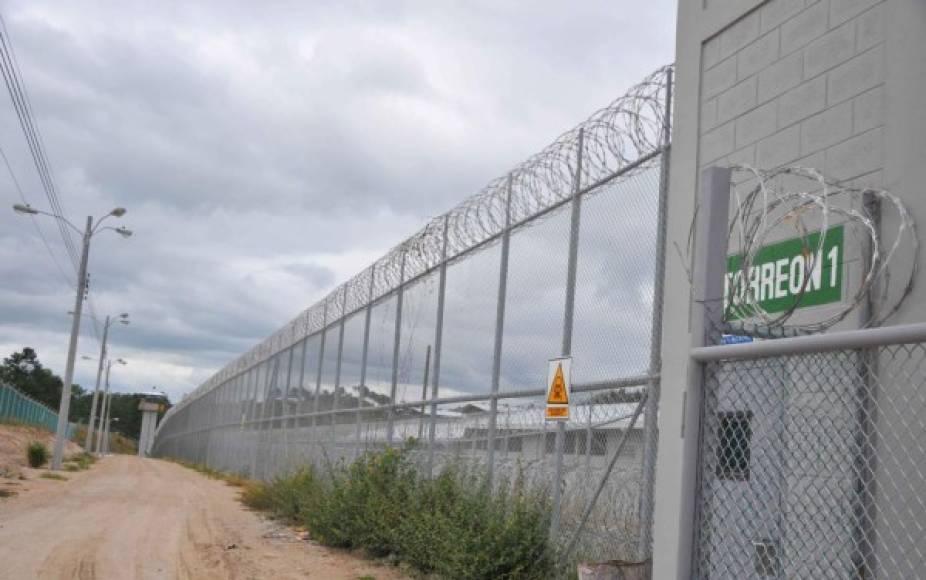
[0,455,407,580]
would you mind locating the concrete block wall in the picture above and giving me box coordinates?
[653,0,926,578]
[699,0,885,187]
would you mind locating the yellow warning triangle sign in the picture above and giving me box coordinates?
[547,362,569,405]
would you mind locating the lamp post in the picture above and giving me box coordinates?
[104,418,119,454]
[13,203,132,470]
[84,314,130,450]
[95,357,126,455]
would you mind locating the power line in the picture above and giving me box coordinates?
[0,144,73,288]
[0,13,102,342]
[0,15,80,270]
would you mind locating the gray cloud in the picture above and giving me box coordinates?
[0,0,674,402]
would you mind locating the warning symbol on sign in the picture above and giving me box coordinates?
[547,363,568,404]
[545,357,571,421]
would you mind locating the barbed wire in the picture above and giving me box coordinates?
[174,64,673,409]
[723,165,917,333]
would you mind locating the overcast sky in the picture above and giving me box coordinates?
[0,1,675,403]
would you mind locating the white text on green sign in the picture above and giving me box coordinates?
[724,225,844,319]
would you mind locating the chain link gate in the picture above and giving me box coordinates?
[688,167,925,579]
[694,339,926,579]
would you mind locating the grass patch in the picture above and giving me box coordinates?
[174,460,249,487]
[64,452,97,471]
[240,447,555,579]
[26,441,49,468]
[0,488,17,498]
[40,472,68,481]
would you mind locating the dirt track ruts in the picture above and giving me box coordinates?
[0,455,406,580]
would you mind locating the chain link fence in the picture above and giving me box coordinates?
[153,65,673,566]
[693,341,926,579]
[0,382,75,436]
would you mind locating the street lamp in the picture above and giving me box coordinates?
[95,357,127,455]
[85,314,131,451]
[13,204,133,469]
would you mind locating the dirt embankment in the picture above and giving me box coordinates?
[0,423,83,476]
[0,454,408,579]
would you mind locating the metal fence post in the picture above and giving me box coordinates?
[259,355,280,478]
[279,346,294,465]
[675,167,731,577]
[638,66,673,558]
[551,127,585,538]
[386,249,408,445]
[426,215,450,475]
[330,287,348,452]
[356,265,376,458]
[486,175,514,488]
[312,300,330,463]
[852,191,881,577]
[585,400,593,477]
[417,345,431,440]
[292,339,306,430]
[247,366,260,477]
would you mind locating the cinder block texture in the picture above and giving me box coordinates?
[700,0,884,175]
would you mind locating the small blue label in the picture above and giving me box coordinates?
[721,334,754,345]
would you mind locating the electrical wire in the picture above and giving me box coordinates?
[0,144,73,288]
[0,17,80,270]
[0,13,102,343]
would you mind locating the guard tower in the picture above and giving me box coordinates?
[137,392,166,457]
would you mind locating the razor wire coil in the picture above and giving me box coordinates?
[723,164,918,333]
[170,65,674,409]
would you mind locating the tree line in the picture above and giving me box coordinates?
[1,347,170,441]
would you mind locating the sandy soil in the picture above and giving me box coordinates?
[0,455,408,580]
[0,423,83,476]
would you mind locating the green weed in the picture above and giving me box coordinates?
[63,452,97,471]
[26,441,49,468]
[240,447,554,579]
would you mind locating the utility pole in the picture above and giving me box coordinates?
[84,314,129,451]
[52,216,92,470]
[85,316,109,450]
[96,358,127,454]
[12,204,132,470]
[95,360,112,454]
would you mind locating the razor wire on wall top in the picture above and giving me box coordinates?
[170,64,673,413]
[722,165,918,333]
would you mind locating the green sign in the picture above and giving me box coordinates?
[724,225,844,320]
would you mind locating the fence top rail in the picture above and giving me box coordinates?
[691,322,926,362]
[0,382,60,414]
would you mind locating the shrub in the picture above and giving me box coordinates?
[244,447,555,579]
[241,467,321,523]
[26,441,49,468]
